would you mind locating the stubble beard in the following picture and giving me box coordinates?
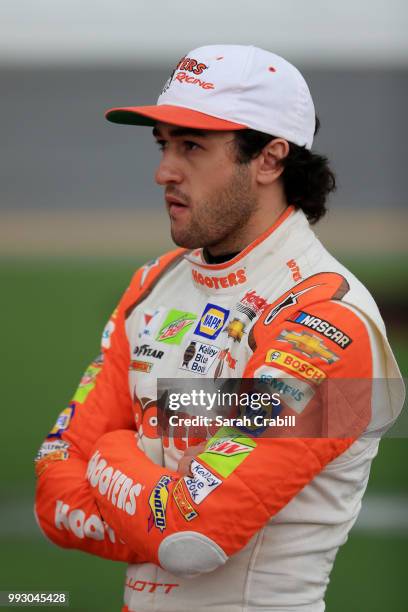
[169,164,258,252]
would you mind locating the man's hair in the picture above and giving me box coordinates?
[233,118,336,224]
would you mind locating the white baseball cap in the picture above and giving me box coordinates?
[106,44,316,149]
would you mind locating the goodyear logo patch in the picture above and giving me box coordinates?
[147,475,172,532]
[194,303,229,340]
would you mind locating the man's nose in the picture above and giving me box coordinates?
[155,156,183,185]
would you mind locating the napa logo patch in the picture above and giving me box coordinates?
[194,303,229,340]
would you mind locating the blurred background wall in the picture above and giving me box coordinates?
[1,1,407,610]
[1,0,408,257]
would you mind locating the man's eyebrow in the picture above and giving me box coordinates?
[152,126,209,139]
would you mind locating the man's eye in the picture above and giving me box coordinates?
[155,140,167,151]
[184,141,200,151]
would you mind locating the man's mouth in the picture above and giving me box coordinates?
[165,194,189,216]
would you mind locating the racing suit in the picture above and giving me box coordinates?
[34,206,405,611]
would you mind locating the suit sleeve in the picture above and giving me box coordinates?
[34,275,140,563]
[34,249,186,562]
[85,299,374,576]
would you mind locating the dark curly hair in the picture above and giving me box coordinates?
[233,118,336,224]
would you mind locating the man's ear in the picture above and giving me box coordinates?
[255,138,289,185]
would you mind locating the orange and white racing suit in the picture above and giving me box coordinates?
[34,207,404,611]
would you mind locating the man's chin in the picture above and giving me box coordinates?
[171,233,199,249]
[170,226,203,250]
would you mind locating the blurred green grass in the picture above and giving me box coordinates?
[1,256,407,611]
[338,254,408,301]
[0,537,126,612]
[0,534,406,612]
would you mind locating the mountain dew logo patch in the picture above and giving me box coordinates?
[156,309,197,344]
[72,363,102,403]
[206,438,255,456]
[199,430,256,478]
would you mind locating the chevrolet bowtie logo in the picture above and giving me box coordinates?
[277,330,339,364]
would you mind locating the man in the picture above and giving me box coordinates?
[34,45,404,611]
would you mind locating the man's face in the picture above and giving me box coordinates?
[153,122,258,252]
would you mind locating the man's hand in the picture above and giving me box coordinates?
[177,442,207,476]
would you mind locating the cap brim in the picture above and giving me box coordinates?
[105,104,247,131]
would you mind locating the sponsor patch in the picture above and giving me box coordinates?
[101,320,115,349]
[36,440,70,462]
[72,363,102,403]
[225,318,246,342]
[156,309,197,344]
[133,344,164,360]
[236,290,268,321]
[129,360,153,373]
[277,330,339,364]
[289,311,352,348]
[55,499,117,543]
[258,369,315,414]
[286,259,302,282]
[87,450,142,516]
[199,434,256,478]
[194,303,229,340]
[138,307,166,340]
[126,578,179,595]
[264,284,322,325]
[265,349,326,384]
[173,480,198,521]
[192,268,246,290]
[184,460,222,505]
[180,341,220,375]
[148,475,173,532]
[214,348,237,379]
[35,440,70,476]
[47,403,76,438]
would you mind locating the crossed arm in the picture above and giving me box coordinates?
[35,283,372,575]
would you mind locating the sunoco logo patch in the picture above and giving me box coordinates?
[194,303,229,340]
[147,475,172,532]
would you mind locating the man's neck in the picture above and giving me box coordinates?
[203,200,289,259]
[202,248,240,264]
